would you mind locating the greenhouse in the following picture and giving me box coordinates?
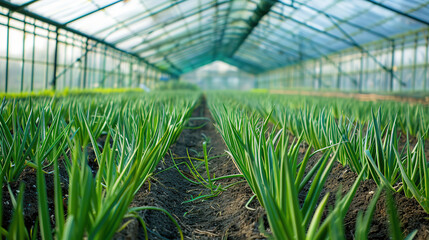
[1,0,429,239]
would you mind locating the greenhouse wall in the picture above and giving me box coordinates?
[180,61,255,90]
[0,7,172,93]
[256,28,429,93]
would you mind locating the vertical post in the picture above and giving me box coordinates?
[283,67,287,89]
[5,13,10,92]
[389,41,395,92]
[400,38,405,91]
[31,23,36,92]
[90,45,97,88]
[292,64,296,88]
[83,39,89,89]
[69,37,74,89]
[20,17,27,92]
[139,61,144,87]
[299,45,304,89]
[129,61,133,87]
[62,37,68,89]
[146,67,150,87]
[412,33,418,92]
[337,54,342,90]
[424,34,429,92]
[359,51,364,93]
[45,31,50,90]
[101,45,107,88]
[318,58,322,90]
[52,28,59,91]
[115,54,122,87]
[313,60,317,89]
[143,65,148,87]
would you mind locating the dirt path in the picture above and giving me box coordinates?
[122,97,265,239]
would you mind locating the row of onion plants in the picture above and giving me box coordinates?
[207,93,384,239]
[1,91,199,239]
[216,91,429,216]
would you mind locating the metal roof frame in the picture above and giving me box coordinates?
[1,0,428,76]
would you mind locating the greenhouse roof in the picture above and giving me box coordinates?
[2,0,428,75]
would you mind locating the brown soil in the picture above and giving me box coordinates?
[1,158,70,232]
[322,160,429,239]
[121,98,265,239]
[1,143,104,234]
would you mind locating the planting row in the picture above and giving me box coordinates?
[0,91,200,239]
[207,92,424,239]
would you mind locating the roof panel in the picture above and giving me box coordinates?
[2,0,428,75]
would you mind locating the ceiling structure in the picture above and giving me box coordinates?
[2,0,429,76]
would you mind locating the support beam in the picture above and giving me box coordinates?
[31,23,36,91]
[163,57,183,75]
[8,0,39,12]
[215,1,233,59]
[93,0,187,37]
[389,42,395,91]
[83,39,89,89]
[307,40,358,85]
[0,0,178,78]
[326,15,398,80]
[365,0,429,26]
[274,8,401,86]
[20,17,26,92]
[111,2,224,45]
[64,0,124,25]
[359,51,364,92]
[425,35,429,92]
[226,0,277,57]
[279,0,392,41]
[5,13,10,92]
[52,28,59,90]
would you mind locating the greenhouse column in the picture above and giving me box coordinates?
[318,58,322,90]
[359,51,364,93]
[101,45,107,88]
[45,32,50,89]
[52,28,59,91]
[425,35,429,92]
[412,34,418,92]
[83,39,89,89]
[20,17,27,92]
[5,13,10,92]
[400,39,405,92]
[31,24,36,92]
[389,42,395,92]
[337,54,342,90]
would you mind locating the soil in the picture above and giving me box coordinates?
[1,158,70,232]
[3,95,429,239]
[120,98,265,240]
[321,160,429,239]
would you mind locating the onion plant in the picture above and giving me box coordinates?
[208,95,366,239]
[1,91,199,239]
[395,137,429,213]
[0,99,70,182]
[34,91,198,239]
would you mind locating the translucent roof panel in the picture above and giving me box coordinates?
[3,0,429,75]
